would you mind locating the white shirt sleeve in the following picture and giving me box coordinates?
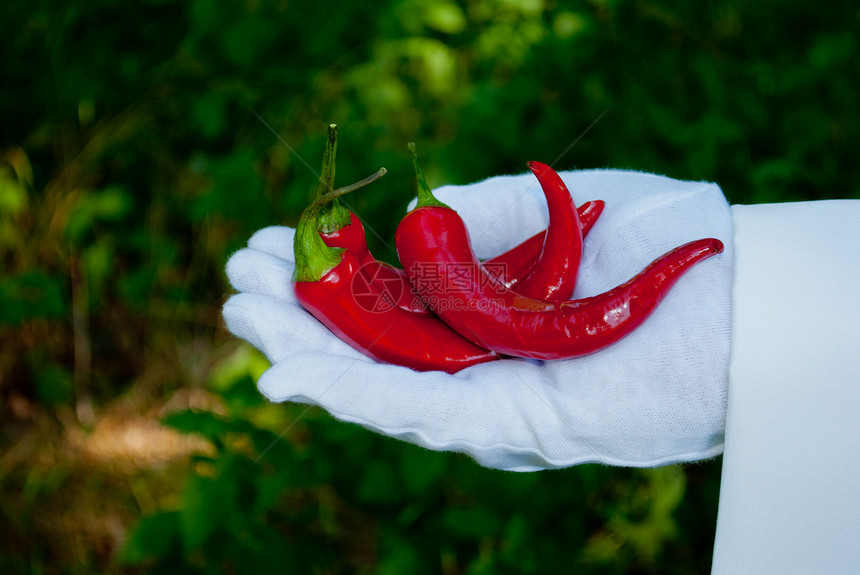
[712,200,860,574]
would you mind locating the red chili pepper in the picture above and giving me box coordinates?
[293,130,499,373]
[325,202,604,314]
[312,125,431,316]
[497,161,582,301]
[484,199,604,288]
[321,210,434,316]
[395,145,724,360]
[317,127,602,313]
[293,248,500,372]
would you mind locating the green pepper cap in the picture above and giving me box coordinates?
[293,125,387,282]
[293,203,344,283]
[408,142,450,210]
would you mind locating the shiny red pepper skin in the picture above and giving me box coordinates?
[321,212,432,316]
[312,124,432,316]
[395,205,723,360]
[508,161,582,301]
[293,126,499,373]
[321,201,604,315]
[484,199,604,288]
[294,250,500,373]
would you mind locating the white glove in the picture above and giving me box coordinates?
[223,169,733,471]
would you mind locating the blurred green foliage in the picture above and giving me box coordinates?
[1,0,857,573]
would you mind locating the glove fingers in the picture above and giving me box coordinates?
[254,336,726,470]
[247,225,296,261]
[222,293,362,364]
[256,353,609,471]
[226,247,296,303]
[228,170,732,471]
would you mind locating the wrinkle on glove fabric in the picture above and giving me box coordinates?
[223,169,734,471]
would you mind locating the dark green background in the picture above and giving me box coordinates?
[1,0,857,573]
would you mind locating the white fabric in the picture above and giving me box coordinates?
[712,201,860,574]
[223,169,733,471]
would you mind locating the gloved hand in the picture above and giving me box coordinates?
[223,169,733,471]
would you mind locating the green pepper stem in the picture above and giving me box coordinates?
[317,124,351,233]
[294,124,388,282]
[329,167,387,198]
[408,142,449,209]
[318,124,337,196]
[317,125,388,233]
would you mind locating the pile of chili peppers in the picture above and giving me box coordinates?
[292,125,724,373]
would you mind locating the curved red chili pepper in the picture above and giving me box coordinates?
[321,211,432,316]
[318,131,602,313]
[395,146,724,360]
[324,202,604,314]
[505,161,582,301]
[294,248,499,373]
[484,199,604,288]
[312,125,431,316]
[322,212,433,316]
[292,129,499,373]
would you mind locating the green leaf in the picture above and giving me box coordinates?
[398,445,448,496]
[0,165,27,214]
[375,530,429,575]
[356,459,403,504]
[0,270,66,326]
[221,17,277,67]
[179,472,236,549]
[163,410,233,442]
[424,2,467,34]
[441,507,501,539]
[34,363,74,405]
[192,91,227,138]
[121,511,182,564]
[208,341,270,393]
[65,186,133,243]
[188,149,269,228]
